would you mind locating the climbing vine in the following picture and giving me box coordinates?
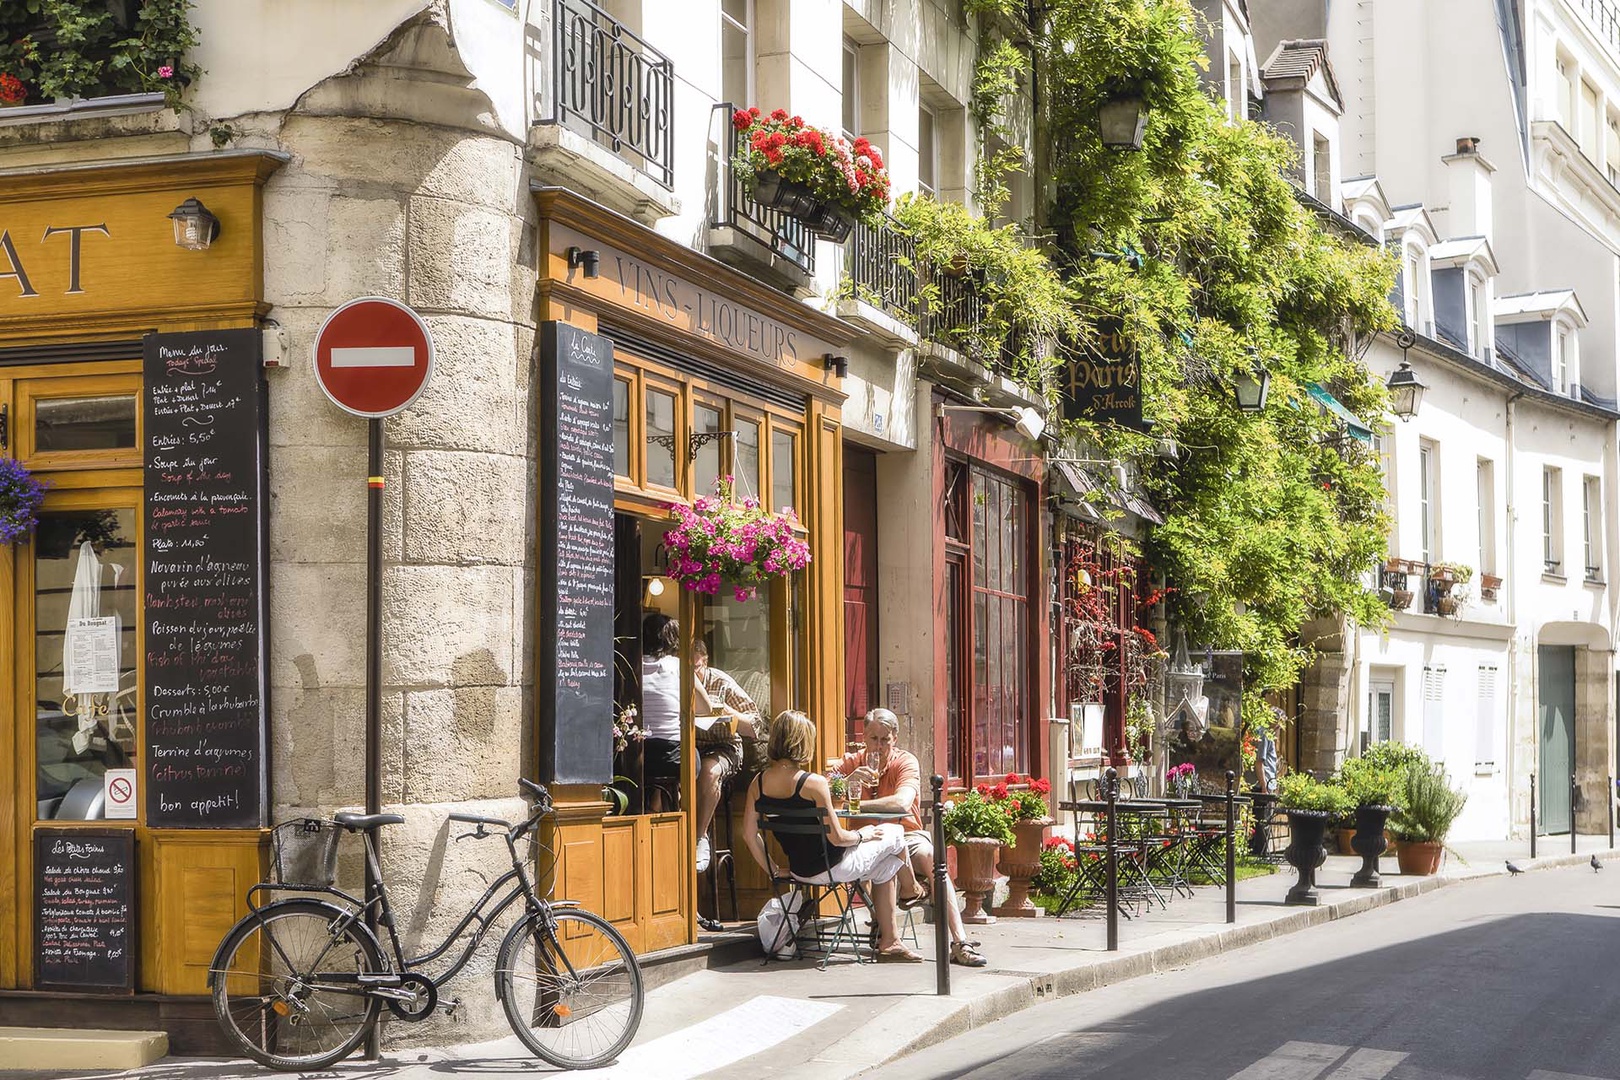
[0,0,199,109]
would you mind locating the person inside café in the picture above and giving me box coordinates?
[836,708,989,967]
[692,637,761,880]
[742,710,926,962]
[639,613,685,813]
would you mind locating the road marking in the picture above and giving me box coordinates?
[1326,1048,1408,1078]
[591,994,842,1079]
[1227,1041,1350,1080]
[1528,1071,1614,1079]
[330,346,416,367]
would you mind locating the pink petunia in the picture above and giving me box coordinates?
[158,65,174,79]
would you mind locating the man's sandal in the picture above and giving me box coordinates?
[950,941,988,967]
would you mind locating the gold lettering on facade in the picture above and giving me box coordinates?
[0,222,111,298]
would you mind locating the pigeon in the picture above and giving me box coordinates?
[1506,860,1526,875]
[1594,854,1604,872]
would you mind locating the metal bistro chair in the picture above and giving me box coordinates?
[757,805,874,968]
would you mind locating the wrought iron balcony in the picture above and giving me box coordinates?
[844,215,917,323]
[921,269,988,356]
[1576,0,1620,60]
[548,0,674,189]
[711,103,815,275]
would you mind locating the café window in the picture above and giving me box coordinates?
[612,375,631,478]
[645,383,679,490]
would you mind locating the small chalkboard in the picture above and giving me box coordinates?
[34,828,136,993]
[142,329,268,828]
[538,321,616,785]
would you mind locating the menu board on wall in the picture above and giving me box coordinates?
[142,329,268,829]
[539,321,615,785]
[35,828,136,993]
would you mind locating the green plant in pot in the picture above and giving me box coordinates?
[1391,764,1467,875]
[942,790,1015,924]
[1277,772,1353,905]
[1336,758,1406,887]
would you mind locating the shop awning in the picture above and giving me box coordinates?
[1305,383,1373,442]
[1052,459,1165,526]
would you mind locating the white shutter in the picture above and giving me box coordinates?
[1422,664,1446,765]
[1474,665,1498,774]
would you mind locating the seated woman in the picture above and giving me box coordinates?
[741,710,925,962]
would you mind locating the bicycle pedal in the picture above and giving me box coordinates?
[440,997,462,1019]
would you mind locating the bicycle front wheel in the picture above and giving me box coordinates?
[496,907,644,1069]
[211,899,383,1070]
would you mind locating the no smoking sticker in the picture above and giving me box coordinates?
[104,769,136,819]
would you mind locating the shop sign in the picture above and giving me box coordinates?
[1061,318,1145,431]
[548,224,838,380]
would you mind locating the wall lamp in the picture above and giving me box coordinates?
[567,246,602,279]
[823,353,849,378]
[1386,329,1426,422]
[1233,349,1271,415]
[1099,93,1150,151]
[939,403,1046,442]
[168,197,220,251]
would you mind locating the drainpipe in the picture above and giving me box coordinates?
[1505,389,1523,836]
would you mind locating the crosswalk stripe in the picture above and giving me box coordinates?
[1325,1048,1408,1079]
[1227,1041,1351,1080]
[587,994,843,1079]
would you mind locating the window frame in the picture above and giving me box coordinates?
[1418,439,1438,566]
[719,0,755,108]
[1584,474,1603,582]
[841,37,861,144]
[918,103,938,198]
[1544,466,1564,575]
[1477,457,1496,577]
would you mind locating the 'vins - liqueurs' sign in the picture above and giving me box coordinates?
[1061,318,1145,430]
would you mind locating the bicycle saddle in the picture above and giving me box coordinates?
[333,811,406,831]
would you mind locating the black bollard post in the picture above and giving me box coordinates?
[931,775,950,997]
[1573,774,1580,855]
[1610,776,1615,850]
[1225,771,1237,924]
[1105,767,1119,952]
[1530,773,1537,860]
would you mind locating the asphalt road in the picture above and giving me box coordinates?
[879,865,1620,1080]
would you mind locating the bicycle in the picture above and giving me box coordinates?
[208,778,644,1071]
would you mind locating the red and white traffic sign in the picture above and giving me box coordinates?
[313,296,436,418]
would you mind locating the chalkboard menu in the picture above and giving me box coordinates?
[35,829,136,993]
[142,330,268,828]
[538,321,615,785]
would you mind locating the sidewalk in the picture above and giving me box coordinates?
[51,834,1616,1080]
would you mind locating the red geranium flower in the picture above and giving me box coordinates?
[1005,772,1020,785]
[1031,778,1051,795]
[975,783,991,797]
[991,784,1010,800]
[0,73,25,106]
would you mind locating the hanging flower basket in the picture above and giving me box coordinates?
[0,457,46,544]
[731,107,890,233]
[664,476,812,602]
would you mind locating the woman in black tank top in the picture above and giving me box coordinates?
[742,711,925,961]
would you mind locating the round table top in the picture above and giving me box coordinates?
[836,809,909,821]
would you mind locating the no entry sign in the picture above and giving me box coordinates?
[313,296,436,418]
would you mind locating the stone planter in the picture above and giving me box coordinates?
[1397,839,1444,876]
[1349,804,1395,887]
[1283,809,1332,906]
[992,817,1052,918]
[951,838,1002,924]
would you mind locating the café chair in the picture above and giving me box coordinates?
[756,805,875,969]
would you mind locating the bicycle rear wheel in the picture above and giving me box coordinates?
[211,900,383,1070]
[496,908,644,1069]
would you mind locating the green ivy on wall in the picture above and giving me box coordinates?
[0,0,199,109]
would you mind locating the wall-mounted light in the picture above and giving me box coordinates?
[1233,349,1271,415]
[643,574,668,604]
[939,403,1046,442]
[823,354,849,378]
[1387,330,1426,422]
[567,246,602,279]
[1099,94,1150,151]
[168,197,220,251]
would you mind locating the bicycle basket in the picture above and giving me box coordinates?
[270,819,342,888]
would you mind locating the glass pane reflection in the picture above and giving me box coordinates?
[36,395,137,452]
[35,508,139,821]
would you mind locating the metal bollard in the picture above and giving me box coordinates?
[1610,776,1615,850]
[1104,767,1119,952]
[1530,773,1537,860]
[1225,771,1236,925]
[1561,773,1574,854]
[931,775,950,997]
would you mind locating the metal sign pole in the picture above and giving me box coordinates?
[364,418,384,1060]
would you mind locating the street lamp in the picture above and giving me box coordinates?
[1386,330,1426,422]
[1099,94,1150,151]
[1233,351,1270,414]
[167,197,220,251]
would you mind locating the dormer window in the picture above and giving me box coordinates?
[1468,273,1490,359]
[1313,133,1332,203]
[1403,247,1422,328]
[1556,323,1579,396]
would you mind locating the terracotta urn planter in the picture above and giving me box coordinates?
[951,838,1002,924]
[1397,839,1444,876]
[1349,805,1395,887]
[992,818,1052,918]
[1283,809,1332,906]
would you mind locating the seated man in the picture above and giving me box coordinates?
[836,708,988,967]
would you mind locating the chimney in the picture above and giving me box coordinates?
[1441,136,1494,243]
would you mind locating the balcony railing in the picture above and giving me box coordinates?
[1576,0,1620,59]
[922,268,988,356]
[549,0,674,188]
[845,215,917,323]
[712,103,816,274]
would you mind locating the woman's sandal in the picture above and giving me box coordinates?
[950,941,988,967]
[897,876,932,911]
[874,943,925,963]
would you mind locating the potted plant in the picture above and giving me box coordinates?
[1277,772,1353,905]
[0,458,46,544]
[1479,573,1503,602]
[942,789,1015,924]
[664,476,812,602]
[987,774,1054,918]
[1165,761,1197,798]
[1427,561,1473,591]
[827,770,848,810]
[1335,757,1406,887]
[730,108,891,241]
[1391,763,1468,875]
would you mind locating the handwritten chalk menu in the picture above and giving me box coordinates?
[539,321,615,784]
[35,829,136,993]
[143,330,268,828]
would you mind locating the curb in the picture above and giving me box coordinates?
[833,851,1617,1078]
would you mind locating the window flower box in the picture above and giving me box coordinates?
[731,107,890,241]
[1479,573,1502,602]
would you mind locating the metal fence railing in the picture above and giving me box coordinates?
[844,214,917,323]
[712,103,816,274]
[550,0,674,188]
